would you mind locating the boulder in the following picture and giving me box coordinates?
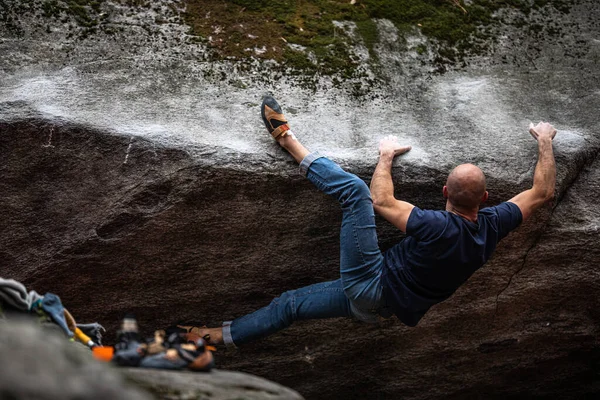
[125,368,304,400]
[0,320,304,400]
[0,320,150,400]
[1,1,600,399]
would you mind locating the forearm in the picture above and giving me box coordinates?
[370,152,396,207]
[532,137,556,199]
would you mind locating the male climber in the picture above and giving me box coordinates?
[182,96,557,347]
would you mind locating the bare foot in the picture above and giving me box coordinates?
[276,130,310,164]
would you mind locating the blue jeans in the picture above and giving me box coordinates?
[223,154,389,347]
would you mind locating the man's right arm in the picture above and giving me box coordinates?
[508,122,557,221]
[370,135,414,233]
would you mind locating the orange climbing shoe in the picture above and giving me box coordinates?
[261,96,290,140]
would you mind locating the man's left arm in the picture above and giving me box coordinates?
[370,136,414,233]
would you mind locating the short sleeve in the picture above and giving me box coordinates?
[406,207,449,242]
[481,202,523,240]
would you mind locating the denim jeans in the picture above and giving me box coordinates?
[223,154,389,347]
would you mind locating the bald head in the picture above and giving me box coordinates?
[444,164,487,209]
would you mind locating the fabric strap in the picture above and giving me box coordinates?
[270,124,290,139]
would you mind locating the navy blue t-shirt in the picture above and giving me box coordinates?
[381,202,522,327]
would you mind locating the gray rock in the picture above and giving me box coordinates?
[0,320,303,400]
[0,320,151,400]
[125,368,304,400]
[1,1,600,400]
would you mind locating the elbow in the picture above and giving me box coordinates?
[533,186,555,203]
[542,186,555,202]
[372,194,395,209]
[371,195,382,207]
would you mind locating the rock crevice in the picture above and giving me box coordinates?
[494,144,600,316]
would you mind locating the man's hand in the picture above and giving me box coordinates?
[529,122,557,141]
[371,135,415,232]
[379,135,412,157]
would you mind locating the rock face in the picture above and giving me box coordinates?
[0,321,151,400]
[1,1,600,399]
[125,368,304,400]
[0,320,304,400]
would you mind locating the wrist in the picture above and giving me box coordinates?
[379,150,396,159]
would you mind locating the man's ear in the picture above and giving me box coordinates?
[481,191,489,203]
[443,186,449,199]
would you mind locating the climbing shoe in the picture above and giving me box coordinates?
[261,95,290,140]
[176,325,212,344]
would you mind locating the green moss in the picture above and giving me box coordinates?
[355,17,379,60]
[282,47,317,73]
[182,0,574,75]
[42,0,62,18]
[10,0,573,77]
[415,43,427,55]
[38,0,106,30]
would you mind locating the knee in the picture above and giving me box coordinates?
[341,175,371,204]
[343,284,365,306]
[270,290,296,327]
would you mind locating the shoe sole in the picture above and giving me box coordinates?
[261,96,289,140]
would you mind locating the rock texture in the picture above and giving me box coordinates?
[0,321,151,400]
[0,320,304,400]
[1,1,600,399]
[125,368,304,400]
